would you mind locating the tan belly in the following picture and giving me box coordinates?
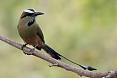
[22,34,43,47]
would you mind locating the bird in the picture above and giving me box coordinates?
[17,8,97,71]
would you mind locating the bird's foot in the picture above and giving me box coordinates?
[29,48,35,55]
[23,48,35,55]
[21,43,28,50]
[21,43,29,55]
[24,45,37,55]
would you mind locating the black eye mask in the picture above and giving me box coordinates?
[21,13,34,19]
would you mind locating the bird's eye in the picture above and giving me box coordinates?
[21,13,34,19]
[26,13,34,16]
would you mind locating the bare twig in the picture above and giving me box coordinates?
[0,35,117,78]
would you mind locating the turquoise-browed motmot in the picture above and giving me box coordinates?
[17,9,96,71]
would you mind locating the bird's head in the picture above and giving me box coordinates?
[19,9,44,26]
[20,9,44,19]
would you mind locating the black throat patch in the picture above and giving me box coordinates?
[27,19,35,26]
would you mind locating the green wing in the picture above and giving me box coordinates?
[36,25,45,43]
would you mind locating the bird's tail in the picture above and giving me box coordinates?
[36,44,97,71]
[42,44,61,60]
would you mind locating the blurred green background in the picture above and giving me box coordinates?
[0,0,117,78]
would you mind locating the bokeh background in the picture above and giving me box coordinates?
[0,0,117,78]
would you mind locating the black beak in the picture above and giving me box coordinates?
[34,12,44,16]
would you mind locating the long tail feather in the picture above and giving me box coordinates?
[42,44,61,60]
[36,44,97,71]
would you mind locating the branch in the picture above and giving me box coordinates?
[0,35,117,78]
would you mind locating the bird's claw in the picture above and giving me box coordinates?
[21,43,34,55]
[23,48,35,55]
[28,48,35,55]
[21,43,28,50]
[21,43,29,55]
